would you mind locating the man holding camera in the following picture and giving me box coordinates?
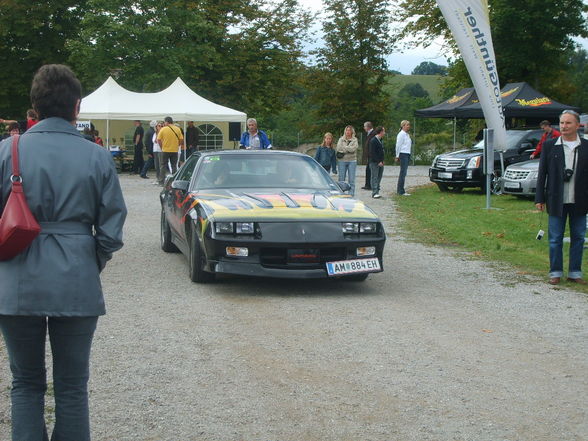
[535,110,588,285]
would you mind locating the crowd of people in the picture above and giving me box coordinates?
[314,120,413,198]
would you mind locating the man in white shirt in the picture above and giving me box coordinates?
[395,120,412,195]
[535,110,588,285]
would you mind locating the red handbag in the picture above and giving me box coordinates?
[0,135,41,260]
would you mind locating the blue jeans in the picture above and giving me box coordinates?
[547,204,586,278]
[0,316,98,441]
[369,162,383,196]
[338,161,356,196]
[397,153,410,195]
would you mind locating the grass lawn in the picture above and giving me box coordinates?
[394,184,588,293]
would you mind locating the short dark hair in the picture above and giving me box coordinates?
[30,64,82,121]
[539,120,551,127]
[374,126,385,135]
[7,122,19,132]
[164,116,173,124]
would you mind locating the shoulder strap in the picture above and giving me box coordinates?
[168,125,180,141]
[11,135,20,177]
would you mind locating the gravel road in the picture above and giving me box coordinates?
[0,165,586,441]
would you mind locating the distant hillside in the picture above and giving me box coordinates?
[385,74,445,103]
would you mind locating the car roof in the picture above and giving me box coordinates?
[198,149,306,158]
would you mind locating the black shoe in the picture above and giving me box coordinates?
[362,186,372,190]
[140,175,149,179]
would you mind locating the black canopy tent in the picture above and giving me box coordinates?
[414,87,479,147]
[413,82,581,151]
[453,82,581,120]
[414,87,478,118]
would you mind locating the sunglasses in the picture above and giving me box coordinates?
[561,109,580,122]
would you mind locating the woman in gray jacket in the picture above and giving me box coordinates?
[0,65,127,441]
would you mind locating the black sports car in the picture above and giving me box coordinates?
[160,150,386,282]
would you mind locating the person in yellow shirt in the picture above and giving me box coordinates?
[157,116,184,184]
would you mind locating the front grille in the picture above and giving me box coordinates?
[504,170,531,180]
[436,158,465,169]
[260,247,346,268]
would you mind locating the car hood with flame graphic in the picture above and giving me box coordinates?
[187,190,379,221]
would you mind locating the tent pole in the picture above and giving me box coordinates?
[106,119,110,149]
[183,120,187,162]
[412,118,416,165]
[453,117,457,148]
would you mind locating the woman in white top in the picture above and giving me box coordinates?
[336,125,359,196]
[153,122,163,185]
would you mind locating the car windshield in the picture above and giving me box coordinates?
[192,154,340,191]
[472,130,529,151]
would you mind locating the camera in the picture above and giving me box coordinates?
[536,229,544,240]
[564,168,574,182]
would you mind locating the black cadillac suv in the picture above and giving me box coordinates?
[429,129,543,192]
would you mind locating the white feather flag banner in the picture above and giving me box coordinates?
[436,0,506,149]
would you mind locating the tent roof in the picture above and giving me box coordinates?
[453,82,580,119]
[414,87,478,118]
[78,77,247,122]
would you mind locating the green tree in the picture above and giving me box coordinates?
[0,1,88,118]
[68,0,312,120]
[306,0,394,136]
[411,61,447,76]
[393,0,588,98]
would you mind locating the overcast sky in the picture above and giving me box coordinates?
[298,0,588,75]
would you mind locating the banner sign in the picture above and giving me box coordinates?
[436,0,506,149]
[76,121,91,131]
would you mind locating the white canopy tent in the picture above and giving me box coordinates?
[78,76,247,150]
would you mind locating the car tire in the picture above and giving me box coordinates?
[436,183,449,192]
[189,230,215,283]
[343,273,369,282]
[161,209,179,253]
[449,185,463,193]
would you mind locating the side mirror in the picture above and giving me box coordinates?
[171,180,189,192]
[337,181,351,192]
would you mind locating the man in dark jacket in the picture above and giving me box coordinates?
[535,110,588,285]
[368,126,385,198]
[140,121,156,179]
[361,121,376,190]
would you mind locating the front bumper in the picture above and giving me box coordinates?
[429,167,483,187]
[202,224,385,279]
[502,177,537,196]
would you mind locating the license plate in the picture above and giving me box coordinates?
[504,181,520,189]
[326,257,381,276]
[438,172,452,179]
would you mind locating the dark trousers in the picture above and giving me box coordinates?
[133,144,144,173]
[160,152,178,184]
[369,162,383,195]
[0,315,98,441]
[397,153,410,195]
[141,154,154,177]
[364,163,371,188]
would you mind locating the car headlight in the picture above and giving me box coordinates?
[236,222,254,234]
[467,156,481,168]
[342,222,378,234]
[215,222,234,234]
[528,171,538,179]
[359,222,377,233]
[433,155,440,166]
[215,222,256,234]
